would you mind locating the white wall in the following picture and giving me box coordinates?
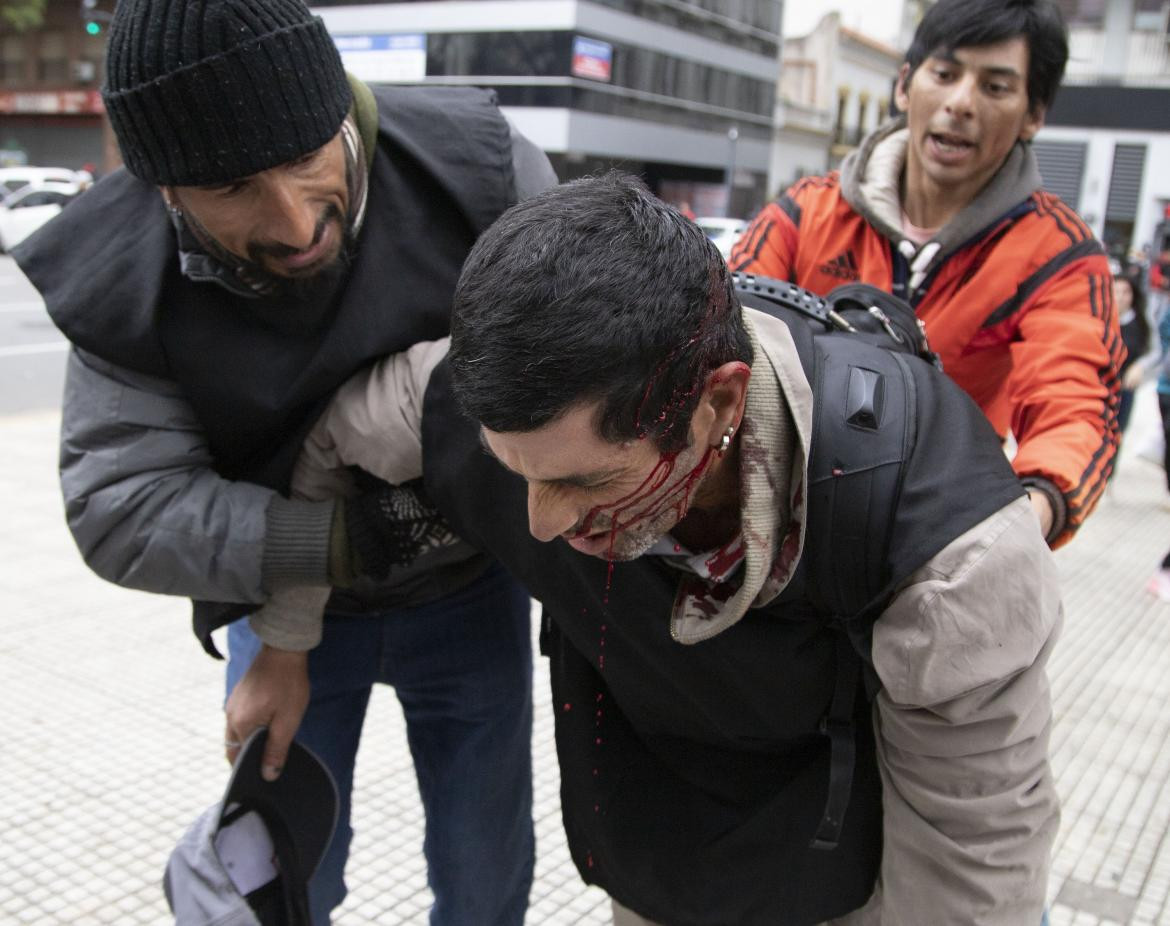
[836,46,899,137]
[1037,125,1170,254]
[505,106,771,173]
[770,14,900,194]
[768,128,831,195]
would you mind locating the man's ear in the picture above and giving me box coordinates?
[1019,105,1046,142]
[894,62,912,114]
[695,361,751,448]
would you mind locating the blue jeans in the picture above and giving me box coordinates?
[226,564,535,925]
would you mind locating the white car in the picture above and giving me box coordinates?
[0,166,87,197]
[696,216,748,259]
[0,182,81,252]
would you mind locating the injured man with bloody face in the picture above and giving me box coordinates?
[239,173,1063,926]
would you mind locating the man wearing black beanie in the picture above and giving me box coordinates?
[13,1,556,923]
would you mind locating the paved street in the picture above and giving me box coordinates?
[0,404,612,926]
[3,282,1170,923]
[0,256,68,416]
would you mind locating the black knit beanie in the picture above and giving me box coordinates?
[102,0,353,186]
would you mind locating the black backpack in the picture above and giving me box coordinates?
[732,273,938,850]
[733,272,940,615]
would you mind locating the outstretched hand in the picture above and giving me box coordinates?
[225,645,310,780]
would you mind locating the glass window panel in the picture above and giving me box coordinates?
[314,0,780,55]
[419,31,772,117]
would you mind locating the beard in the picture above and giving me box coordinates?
[573,437,715,562]
[247,204,346,275]
[603,515,680,561]
[248,204,354,304]
[265,241,352,309]
[181,200,354,309]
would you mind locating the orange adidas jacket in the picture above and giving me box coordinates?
[731,138,1121,547]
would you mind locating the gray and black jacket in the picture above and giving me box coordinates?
[14,78,556,654]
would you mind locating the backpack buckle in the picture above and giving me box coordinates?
[866,305,904,343]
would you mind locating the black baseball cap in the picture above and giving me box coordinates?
[164,728,338,926]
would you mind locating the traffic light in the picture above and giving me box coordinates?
[80,0,110,35]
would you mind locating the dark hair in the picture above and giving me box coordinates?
[1115,271,1149,354]
[450,172,753,452]
[904,0,1068,113]
[1116,270,1146,313]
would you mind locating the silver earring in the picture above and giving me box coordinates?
[716,426,734,454]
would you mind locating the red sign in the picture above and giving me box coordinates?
[0,90,105,115]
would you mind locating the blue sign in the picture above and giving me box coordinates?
[333,33,427,82]
[572,36,612,82]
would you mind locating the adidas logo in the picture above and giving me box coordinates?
[819,250,859,280]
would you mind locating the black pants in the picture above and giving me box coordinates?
[1159,393,1170,492]
[1159,393,1170,570]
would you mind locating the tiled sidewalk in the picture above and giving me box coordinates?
[3,403,1170,925]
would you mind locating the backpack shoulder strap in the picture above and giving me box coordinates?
[735,276,919,852]
[734,275,916,620]
[803,335,916,619]
[802,334,917,851]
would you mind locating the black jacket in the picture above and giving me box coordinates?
[420,311,1023,925]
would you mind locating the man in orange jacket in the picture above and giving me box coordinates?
[732,0,1121,548]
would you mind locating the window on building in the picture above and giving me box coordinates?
[491,84,774,140]
[1133,0,1167,30]
[856,92,870,142]
[1104,142,1147,260]
[1,35,26,87]
[834,87,850,145]
[75,31,105,85]
[37,31,68,84]
[427,31,567,78]
[314,0,782,55]
[684,0,781,33]
[1059,0,1170,30]
[1032,139,1087,211]
[781,59,816,106]
[577,0,782,51]
[423,31,773,118]
[1054,0,1106,26]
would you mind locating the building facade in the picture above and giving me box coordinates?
[0,0,780,217]
[1034,0,1170,261]
[313,0,781,217]
[0,0,116,172]
[768,12,901,198]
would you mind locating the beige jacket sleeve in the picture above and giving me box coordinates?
[863,494,1062,925]
[248,338,449,650]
